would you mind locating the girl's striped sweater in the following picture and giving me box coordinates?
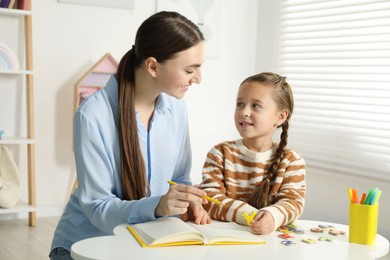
[199,139,306,230]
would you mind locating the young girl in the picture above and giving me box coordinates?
[199,72,306,235]
[50,11,209,259]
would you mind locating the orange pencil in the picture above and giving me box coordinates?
[359,193,367,204]
[351,188,359,203]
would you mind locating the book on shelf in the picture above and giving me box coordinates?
[17,0,29,10]
[0,0,11,8]
[8,0,16,8]
[0,0,27,10]
[127,217,266,248]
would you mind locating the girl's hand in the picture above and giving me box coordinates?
[249,211,274,234]
[182,202,211,224]
[155,183,207,217]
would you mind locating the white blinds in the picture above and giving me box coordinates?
[275,0,390,181]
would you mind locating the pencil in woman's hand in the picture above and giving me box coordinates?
[168,180,225,206]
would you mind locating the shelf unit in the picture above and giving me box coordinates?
[0,2,36,226]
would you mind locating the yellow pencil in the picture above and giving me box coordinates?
[167,180,177,186]
[168,180,225,206]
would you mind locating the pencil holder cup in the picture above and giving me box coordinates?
[349,203,379,245]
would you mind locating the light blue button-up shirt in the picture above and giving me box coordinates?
[51,75,192,251]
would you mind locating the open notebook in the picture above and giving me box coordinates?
[127,217,266,247]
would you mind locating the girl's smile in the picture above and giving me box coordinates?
[239,121,254,128]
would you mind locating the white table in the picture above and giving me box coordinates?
[71,220,389,260]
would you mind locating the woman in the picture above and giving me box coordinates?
[50,11,209,259]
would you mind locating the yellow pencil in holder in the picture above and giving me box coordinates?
[349,203,379,245]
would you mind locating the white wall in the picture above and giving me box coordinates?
[23,0,258,215]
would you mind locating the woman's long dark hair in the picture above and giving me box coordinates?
[245,72,294,208]
[116,11,204,200]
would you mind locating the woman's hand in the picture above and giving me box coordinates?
[249,210,275,234]
[155,183,208,217]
